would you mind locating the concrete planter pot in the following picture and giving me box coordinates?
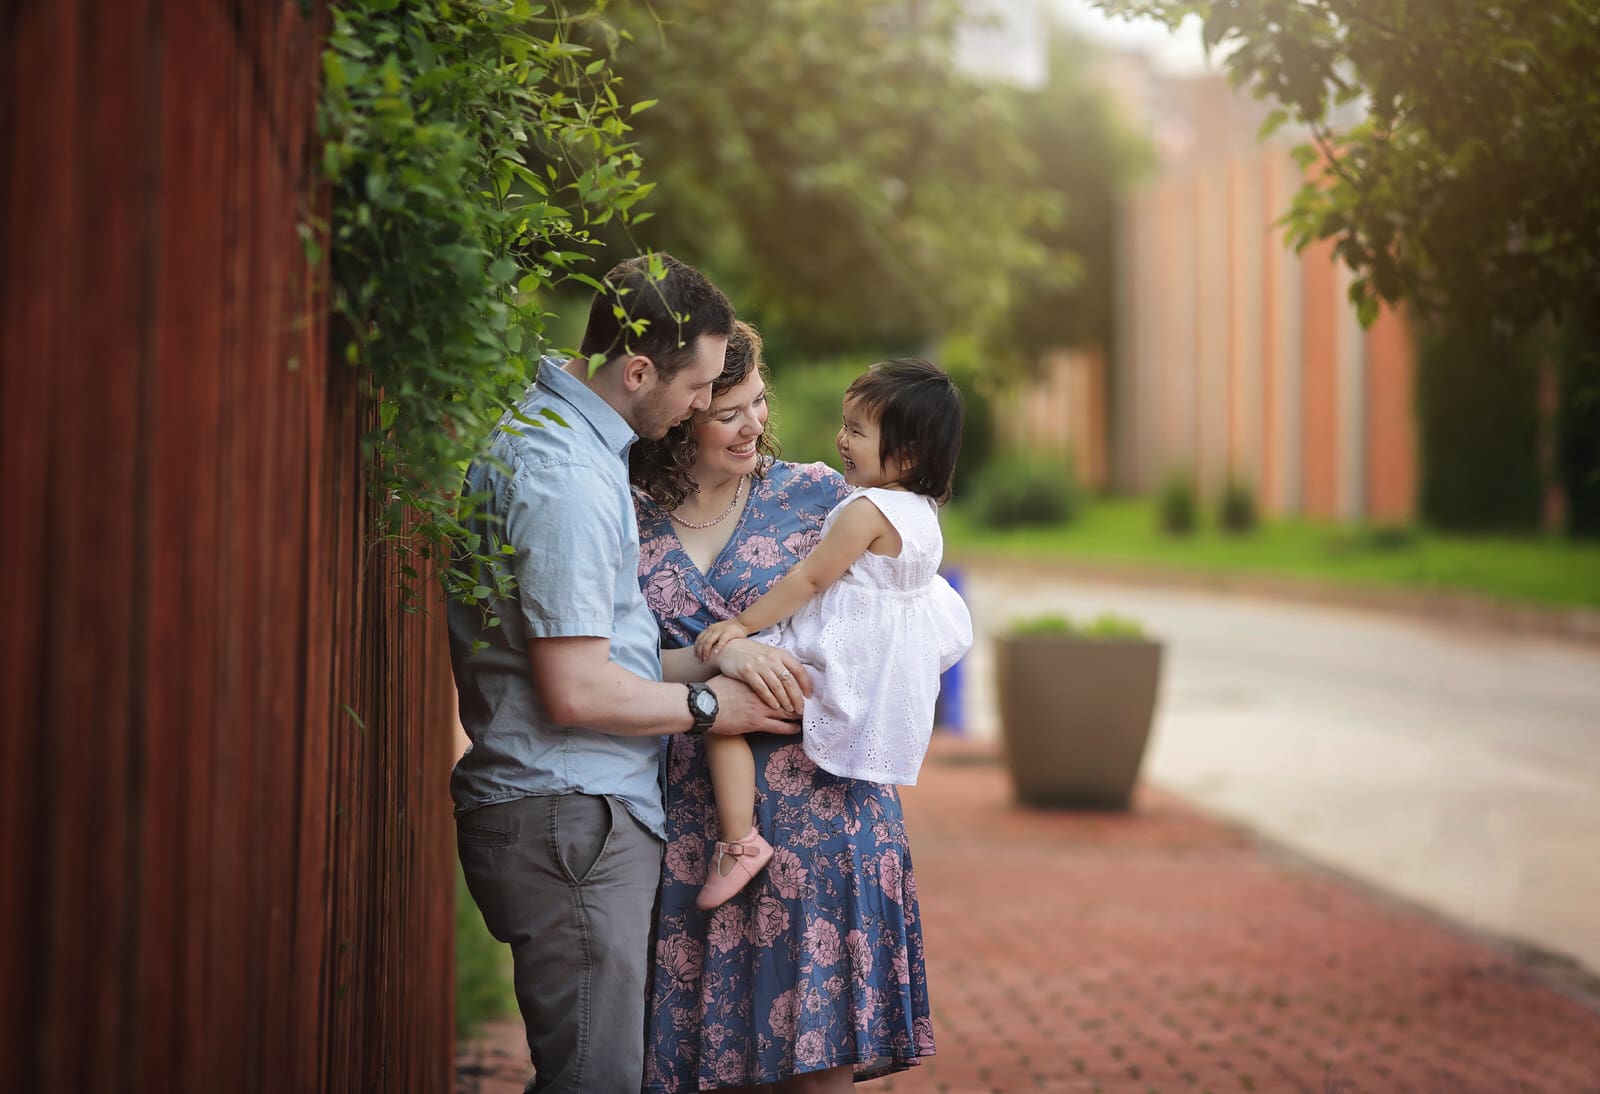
[995,632,1164,809]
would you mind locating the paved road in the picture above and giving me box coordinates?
[956,566,1600,975]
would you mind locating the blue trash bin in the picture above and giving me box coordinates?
[934,565,965,735]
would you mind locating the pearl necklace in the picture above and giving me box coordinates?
[669,475,748,529]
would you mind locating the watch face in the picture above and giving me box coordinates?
[691,687,718,717]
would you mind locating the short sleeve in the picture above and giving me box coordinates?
[504,460,625,638]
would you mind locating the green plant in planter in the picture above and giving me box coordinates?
[1008,613,1146,639]
[1157,471,1197,536]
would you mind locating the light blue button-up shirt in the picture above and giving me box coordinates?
[448,358,667,837]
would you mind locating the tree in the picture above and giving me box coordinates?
[1004,26,1155,363]
[599,0,1069,358]
[1091,0,1600,331]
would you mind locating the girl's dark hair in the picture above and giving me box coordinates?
[629,320,780,509]
[845,358,964,504]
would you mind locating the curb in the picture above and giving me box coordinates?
[946,550,1600,648]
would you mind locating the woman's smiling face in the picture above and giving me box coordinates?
[690,367,770,485]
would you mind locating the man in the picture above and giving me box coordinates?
[448,255,808,1092]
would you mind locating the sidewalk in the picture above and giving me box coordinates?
[953,567,1600,976]
[456,735,1600,1093]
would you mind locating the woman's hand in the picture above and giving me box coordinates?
[695,618,750,660]
[713,638,811,716]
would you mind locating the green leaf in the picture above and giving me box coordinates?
[324,51,347,91]
[1258,108,1289,140]
[1356,290,1379,329]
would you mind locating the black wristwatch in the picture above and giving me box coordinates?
[685,682,719,736]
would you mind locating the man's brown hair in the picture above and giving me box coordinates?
[578,254,735,380]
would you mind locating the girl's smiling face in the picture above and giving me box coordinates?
[689,368,770,484]
[835,396,904,489]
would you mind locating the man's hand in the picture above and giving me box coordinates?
[713,638,811,716]
[694,618,750,661]
[705,674,803,736]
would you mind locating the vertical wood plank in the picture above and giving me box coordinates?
[3,1,456,1090]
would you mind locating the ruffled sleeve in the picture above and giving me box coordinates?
[927,572,974,673]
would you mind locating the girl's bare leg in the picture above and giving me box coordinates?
[704,732,757,845]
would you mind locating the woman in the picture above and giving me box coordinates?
[631,321,936,1092]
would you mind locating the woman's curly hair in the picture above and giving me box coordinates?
[629,319,781,509]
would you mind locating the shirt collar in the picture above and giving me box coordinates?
[535,357,638,458]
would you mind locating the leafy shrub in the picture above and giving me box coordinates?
[316,3,654,608]
[969,453,1080,529]
[1217,476,1258,534]
[934,334,999,494]
[1079,613,1148,639]
[1365,523,1418,551]
[1008,613,1147,639]
[1157,472,1197,536]
[1008,614,1075,636]
[455,862,515,1037]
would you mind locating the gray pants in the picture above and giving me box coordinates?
[457,793,663,1093]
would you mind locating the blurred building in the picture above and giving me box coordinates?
[1008,347,1112,490]
[1106,58,1417,522]
[964,17,1417,522]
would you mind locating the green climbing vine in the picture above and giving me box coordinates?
[312,0,654,606]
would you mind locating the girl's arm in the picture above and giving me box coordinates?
[695,498,897,659]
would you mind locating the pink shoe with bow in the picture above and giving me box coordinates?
[696,826,774,911]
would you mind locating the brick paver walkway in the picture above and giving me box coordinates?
[458,737,1600,1093]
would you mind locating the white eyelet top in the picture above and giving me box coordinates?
[761,487,973,785]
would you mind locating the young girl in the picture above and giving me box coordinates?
[691,358,974,910]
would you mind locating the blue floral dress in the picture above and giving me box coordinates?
[636,460,936,1091]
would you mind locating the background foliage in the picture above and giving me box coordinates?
[597,0,1070,362]
[316,1,1152,600]
[317,0,648,605]
[968,452,1082,530]
[1002,27,1155,365]
[1414,323,1543,533]
[1555,310,1600,537]
[575,4,1148,487]
[1089,0,1600,334]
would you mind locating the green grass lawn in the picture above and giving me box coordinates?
[943,497,1600,611]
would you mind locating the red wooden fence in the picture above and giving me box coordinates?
[2,2,457,1090]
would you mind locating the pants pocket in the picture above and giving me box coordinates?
[553,793,615,885]
[456,819,514,848]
